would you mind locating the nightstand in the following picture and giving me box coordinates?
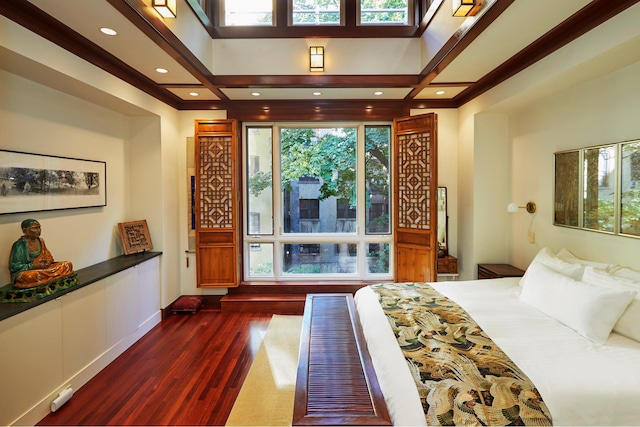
[437,255,458,281]
[477,264,525,280]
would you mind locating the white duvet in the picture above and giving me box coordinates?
[354,278,640,426]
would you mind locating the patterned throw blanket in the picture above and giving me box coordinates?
[371,283,552,426]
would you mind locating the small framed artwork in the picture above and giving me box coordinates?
[0,150,106,215]
[117,220,153,255]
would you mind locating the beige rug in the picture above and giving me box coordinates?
[225,315,303,427]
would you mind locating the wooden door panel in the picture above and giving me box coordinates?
[393,113,438,282]
[195,119,240,288]
[198,245,236,287]
[395,243,430,283]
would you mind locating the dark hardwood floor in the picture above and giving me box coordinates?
[37,309,273,426]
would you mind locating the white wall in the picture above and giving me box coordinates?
[0,70,129,276]
[457,3,640,276]
[507,60,640,271]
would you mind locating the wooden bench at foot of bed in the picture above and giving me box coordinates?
[293,293,391,426]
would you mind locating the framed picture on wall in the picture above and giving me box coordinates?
[0,150,106,215]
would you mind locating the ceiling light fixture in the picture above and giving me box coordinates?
[452,0,481,17]
[100,27,117,36]
[310,46,324,72]
[251,92,261,97]
[189,92,199,97]
[374,91,383,96]
[155,67,168,73]
[313,91,322,96]
[152,0,177,18]
[435,90,446,95]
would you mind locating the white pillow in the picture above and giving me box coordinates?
[520,247,585,285]
[613,266,640,282]
[520,262,636,344]
[582,266,640,342]
[556,248,618,272]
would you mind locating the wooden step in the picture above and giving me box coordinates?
[221,293,307,314]
[222,282,378,314]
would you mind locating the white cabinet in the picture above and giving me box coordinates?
[0,256,160,426]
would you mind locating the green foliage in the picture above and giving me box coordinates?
[279,126,390,208]
[361,0,408,23]
[622,188,640,234]
[280,127,357,203]
[250,262,273,275]
[248,171,272,197]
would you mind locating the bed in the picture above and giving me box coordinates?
[348,248,640,426]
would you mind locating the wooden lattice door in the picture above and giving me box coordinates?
[194,119,240,288]
[393,113,438,282]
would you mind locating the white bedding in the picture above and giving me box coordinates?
[354,278,640,426]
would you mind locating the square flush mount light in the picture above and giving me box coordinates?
[310,46,324,72]
[452,0,481,17]
[153,0,177,18]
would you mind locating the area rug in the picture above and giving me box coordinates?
[225,315,303,426]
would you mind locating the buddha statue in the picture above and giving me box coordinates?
[8,219,75,289]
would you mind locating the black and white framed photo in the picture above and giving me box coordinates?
[0,150,106,215]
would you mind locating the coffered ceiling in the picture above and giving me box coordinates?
[1,0,638,114]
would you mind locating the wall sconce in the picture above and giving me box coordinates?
[310,46,324,72]
[507,201,537,214]
[153,0,177,18]
[452,0,481,17]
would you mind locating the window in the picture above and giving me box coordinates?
[221,0,274,26]
[359,0,411,25]
[291,0,342,25]
[621,141,640,237]
[244,123,392,280]
[554,139,640,239]
[209,0,421,36]
[337,199,356,219]
[299,199,320,219]
[583,145,615,232]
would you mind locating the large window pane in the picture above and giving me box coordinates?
[365,126,390,234]
[283,243,357,274]
[292,0,341,25]
[621,141,640,236]
[360,0,409,25]
[247,127,273,234]
[583,145,616,232]
[223,0,273,26]
[281,127,356,233]
[243,122,393,281]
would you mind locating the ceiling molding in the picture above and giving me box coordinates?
[455,0,640,105]
[0,0,183,108]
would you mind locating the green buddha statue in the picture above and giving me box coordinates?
[8,219,75,289]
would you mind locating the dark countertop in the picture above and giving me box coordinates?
[0,251,162,322]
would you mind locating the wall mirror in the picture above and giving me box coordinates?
[554,139,640,238]
[437,187,448,257]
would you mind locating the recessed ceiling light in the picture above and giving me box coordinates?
[313,92,322,96]
[251,92,261,97]
[189,92,199,97]
[155,67,168,74]
[374,91,383,96]
[100,27,117,36]
[435,90,446,95]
